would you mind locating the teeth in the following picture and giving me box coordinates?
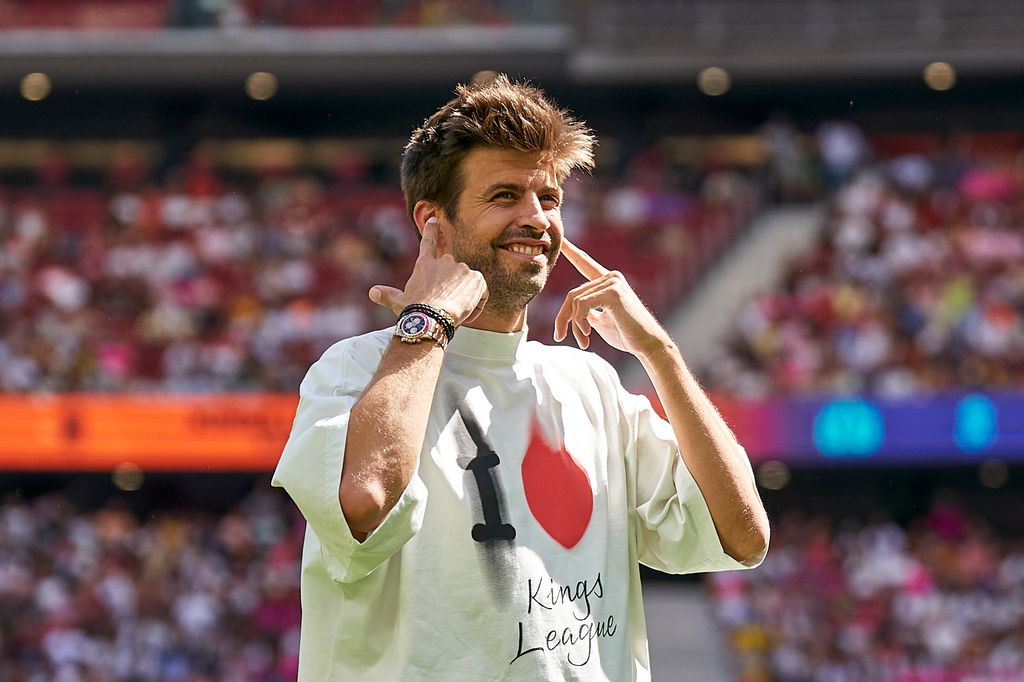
[508,245,543,256]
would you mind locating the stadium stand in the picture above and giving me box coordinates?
[0,0,550,29]
[710,497,1024,680]
[0,138,761,393]
[0,482,303,680]
[703,132,1024,398]
[0,1,172,29]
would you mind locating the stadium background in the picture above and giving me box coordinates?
[2,1,1024,680]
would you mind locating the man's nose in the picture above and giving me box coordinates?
[518,194,552,232]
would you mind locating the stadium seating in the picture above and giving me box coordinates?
[0,0,539,29]
[0,140,760,393]
[6,486,1021,680]
[709,503,1024,680]
[703,133,1024,398]
[0,0,171,29]
[0,486,304,680]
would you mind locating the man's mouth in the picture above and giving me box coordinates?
[494,235,556,269]
[498,241,551,267]
[505,244,545,257]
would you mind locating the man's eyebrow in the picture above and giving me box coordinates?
[481,182,563,197]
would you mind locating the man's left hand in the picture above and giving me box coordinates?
[553,239,672,359]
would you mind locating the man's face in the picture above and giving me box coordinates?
[444,147,563,317]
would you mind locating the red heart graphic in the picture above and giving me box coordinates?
[521,419,593,549]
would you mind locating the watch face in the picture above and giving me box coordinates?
[400,312,429,338]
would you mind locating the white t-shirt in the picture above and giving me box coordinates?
[272,325,762,681]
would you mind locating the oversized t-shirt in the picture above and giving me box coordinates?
[272,325,763,681]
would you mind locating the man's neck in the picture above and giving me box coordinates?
[463,307,527,334]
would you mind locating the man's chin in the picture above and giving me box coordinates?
[481,273,548,314]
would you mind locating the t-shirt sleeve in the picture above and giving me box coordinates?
[613,375,764,575]
[271,336,428,584]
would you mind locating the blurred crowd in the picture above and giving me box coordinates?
[6,483,1021,681]
[0,0,548,29]
[711,499,1024,682]
[7,125,1024,397]
[706,132,1024,397]
[0,485,303,682]
[0,141,757,393]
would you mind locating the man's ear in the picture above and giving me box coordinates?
[412,200,441,236]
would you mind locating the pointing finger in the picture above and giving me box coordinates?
[420,217,440,257]
[560,238,609,281]
[435,218,453,257]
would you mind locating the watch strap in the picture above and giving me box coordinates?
[400,303,456,340]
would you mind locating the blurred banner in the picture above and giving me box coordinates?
[0,392,1021,471]
[714,392,1024,465]
[0,395,298,471]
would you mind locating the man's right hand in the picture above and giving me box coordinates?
[368,217,488,327]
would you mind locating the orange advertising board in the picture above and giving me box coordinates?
[0,395,299,471]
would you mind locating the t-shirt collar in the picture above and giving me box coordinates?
[446,324,528,361]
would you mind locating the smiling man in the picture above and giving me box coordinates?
[440,148,563,324]
[272,75,769,681]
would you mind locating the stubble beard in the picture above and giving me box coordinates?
[448,217,560,318]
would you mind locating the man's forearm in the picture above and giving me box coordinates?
[639,339,770,563]
[341,339,445,537]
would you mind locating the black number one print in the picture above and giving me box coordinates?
[458,407,516,542]
[465,453,516,541]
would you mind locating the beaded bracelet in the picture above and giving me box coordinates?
[400,304,456,342]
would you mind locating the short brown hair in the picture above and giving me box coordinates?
[400,74,595,222]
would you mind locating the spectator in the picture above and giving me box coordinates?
[710,503,1024,681]
[706,136,1024,398]
[0,140,760,393]
[0,486,303,681]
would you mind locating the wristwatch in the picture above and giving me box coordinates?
[394,310,449,349]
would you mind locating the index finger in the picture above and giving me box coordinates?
[434,218,452,257]
[560,237,609,281]
[420,217,440,257]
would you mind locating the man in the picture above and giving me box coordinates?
[273,75,769,681]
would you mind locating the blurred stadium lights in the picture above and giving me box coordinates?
[112,462,145,492]
[923,60,956,90]
[978,459,1009,489]
[471,69,499,85]
[697,66,730,96]
[756,460,790,491]
[19,72,51,101]
[245,71,278,100]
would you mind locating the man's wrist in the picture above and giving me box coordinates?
[636,334,680,367]
[388,335,446,354]
[400,303,456,339]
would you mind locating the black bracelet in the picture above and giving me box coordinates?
[400,304,456,341]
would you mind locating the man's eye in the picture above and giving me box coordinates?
[494,191,515,200]
[541,195,561,206]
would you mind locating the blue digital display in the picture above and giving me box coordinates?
[954,393,998,453]
[812,399,884,458]
[729,391,1024,465]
